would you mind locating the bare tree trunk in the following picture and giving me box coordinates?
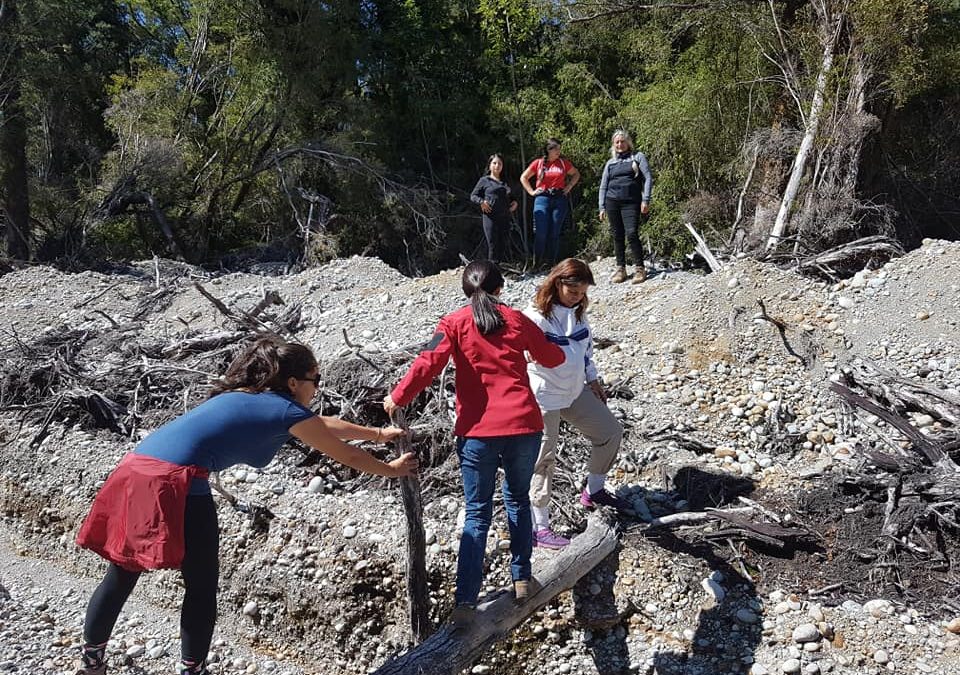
[0,0,31,260]
[766,19,839,250]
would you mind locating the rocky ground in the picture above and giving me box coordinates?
[1,240,959,674]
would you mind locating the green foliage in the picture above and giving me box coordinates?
[6,0,959,268]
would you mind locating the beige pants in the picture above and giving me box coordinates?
[529,387,623,508]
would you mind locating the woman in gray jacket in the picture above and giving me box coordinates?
[598,130,653,283]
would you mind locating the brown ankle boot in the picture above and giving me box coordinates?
[611,267,628,283]
[632,266,647,283]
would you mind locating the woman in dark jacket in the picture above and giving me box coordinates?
[470,153,518,263]
[598,130,653,283]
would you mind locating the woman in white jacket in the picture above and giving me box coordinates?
[523,258,629,549]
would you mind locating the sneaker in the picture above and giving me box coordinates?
[533,528,570,549]
[580,488,631,512]
[180,660,210,675]
[632,266,647,283]
[611,267,628,283]
[75,666,106,675]
[449,602,476,627]
[77,643,107,675]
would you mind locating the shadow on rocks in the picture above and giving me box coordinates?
[574,544,633,675]
[645,468,762,675]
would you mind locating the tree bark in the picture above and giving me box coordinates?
[391,408,431,644]
[0,0,31,260]
[371,513,618,675]
[766,18,839,250]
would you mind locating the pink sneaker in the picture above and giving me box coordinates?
[533,528,570,549]
[580,488,631,512]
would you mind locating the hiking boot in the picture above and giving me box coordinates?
[632,266,647,283]
[513,577,540,602]
[611,267,628,283]
[580,488,631,512]
[449,602,477,627]
[533,528,570,550]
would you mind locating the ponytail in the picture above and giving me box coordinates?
[462,260,506,335]
[209,336,317,397]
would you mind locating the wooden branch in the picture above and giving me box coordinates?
[829,381,947,467]
[161,330,244,358]
[391,408,431,643]
[756,298,809,367]
[371,513,619,675]
[684,222,724,272]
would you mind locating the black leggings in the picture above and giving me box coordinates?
[481,214,510,263]
[83,495,220,663]
[605,198,644,267]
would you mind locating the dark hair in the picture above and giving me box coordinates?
[539,138,563,180]
[462,260,505,335]
[210,336,318,397]
[535,258,595,321]
[486,153,505,176]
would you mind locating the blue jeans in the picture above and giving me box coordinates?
[532,194,568,264]
[455,433,542,605]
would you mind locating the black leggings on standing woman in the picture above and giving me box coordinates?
[605,198,644,267]
[83,495,219,666]
[482,213,510,263]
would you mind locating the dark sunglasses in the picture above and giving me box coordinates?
[297,375,322,386]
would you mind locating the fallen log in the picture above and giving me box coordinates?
[371,513,619,675]
[793,235,903,279]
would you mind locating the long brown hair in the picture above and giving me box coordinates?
[209,336,318,397]
[534,258,595,322]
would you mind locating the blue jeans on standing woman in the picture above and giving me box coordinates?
[532,193,568,265]
[455,432,542,605]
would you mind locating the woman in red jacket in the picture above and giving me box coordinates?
[384,260,564,620]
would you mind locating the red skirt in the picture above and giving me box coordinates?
[76,453,209,572]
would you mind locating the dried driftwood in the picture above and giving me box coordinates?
[390,408,431,644]
[371,513,619,675]
[793,235,903,279]
[829,362,960,595]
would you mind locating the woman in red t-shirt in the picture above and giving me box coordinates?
[520,138,581,268]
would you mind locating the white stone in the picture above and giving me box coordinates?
[343,525,358,539]
[781,659,801,674]
[242,601,259,617]
[873,649,890,664]
[307,476,324,493]
[792,623,820,643]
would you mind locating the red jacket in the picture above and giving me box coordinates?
[391,304,565,437]
[76,453,209,571]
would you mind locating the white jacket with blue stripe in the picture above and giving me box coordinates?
[523,303,599,411]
